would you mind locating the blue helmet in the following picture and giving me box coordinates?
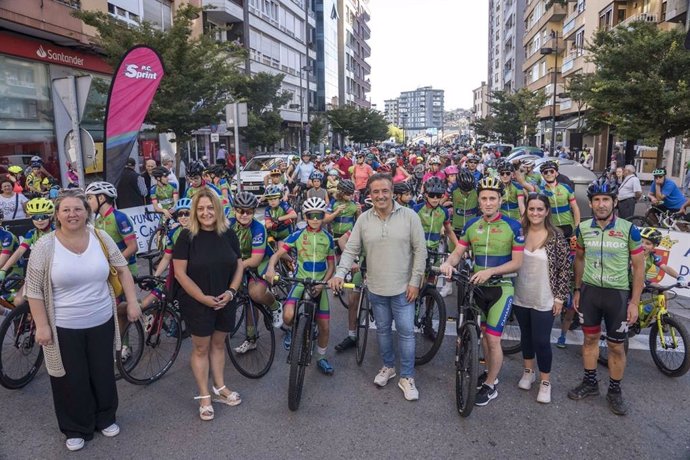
[176,198,192,211]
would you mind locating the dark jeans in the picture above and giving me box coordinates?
[513,305,554,374]
[617,197,636,219]
[50,317,118,440]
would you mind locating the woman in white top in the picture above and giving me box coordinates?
[0,177,28,220]
[513,193,570,403]
[25,189,141,452]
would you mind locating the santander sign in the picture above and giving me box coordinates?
[36,45,85,67]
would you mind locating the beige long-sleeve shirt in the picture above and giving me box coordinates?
[336,201,427,296]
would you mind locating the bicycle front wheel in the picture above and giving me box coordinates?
[500,310,522,355]
[649,315,690,377]
[0,303,43,390]
[117,303,182,385]
[146,229,165,275]
[355,290,370,366]
[288,313,311,411]
[456,324,478,417]
[227,302,276,379]
[414,288,446,366]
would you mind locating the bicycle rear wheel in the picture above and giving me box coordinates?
[288,313,311,411]
[355,290,369,366]
[414,288,446,365]
[456,324,478,417]
[117,303,182,385]
[649,315,690,377]
[0,303,43,390]
[227,302,276,379]
[500,310,522,355]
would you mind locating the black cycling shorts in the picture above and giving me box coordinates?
[579,284,629,343]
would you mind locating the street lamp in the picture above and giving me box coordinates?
[299,62,313,153]
[541,30,560,155]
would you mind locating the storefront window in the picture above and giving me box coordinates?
[0,56,56,175]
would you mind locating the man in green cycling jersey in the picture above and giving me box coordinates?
[568,177,644,416]
[150,166,178,220]
[538,160,580,238]
[440,176,524,407]
[497,162,525,220]
[450,170,479,250]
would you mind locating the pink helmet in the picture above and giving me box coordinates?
[444,165,459,175]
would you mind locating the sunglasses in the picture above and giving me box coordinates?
[427,193,444,199]
[235,208,254,216]
[31,214,51,221]
[305,212,325,220]
[500,171,512,176]
[176,211,190,217]
[542,169,556,175]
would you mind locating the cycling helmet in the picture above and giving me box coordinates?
[206,165,225,177]
[175,198,192,211]
[640,227,662,245]
[521,158,536,168]
[366,153,376,161]
[586,176,618,199]
[393,181,411,195]
[328,169,340,177]
[269,168,282,176]
[31,161,42,168]
[291,156,300,163]
[425,177,446,195]
[539,160,559,173]
[302,196,327,213]
[309,171,324,182]
[355,152,365,159]
[429,156,441,165]
[264,185,283,198]
[337,179,355,195]
[466,154,481,163]
[8,165,23,174]
[30,156,42,163]
[234,191,259,209]
[187,160,205,177]
[477,176,504,195]
[85,181,118,198]
[497,162,515,173]
[151,166,170,179]
[26,197,55,216]
[444,165,459,175]
[652,168,667,176]
[458,170,476,192]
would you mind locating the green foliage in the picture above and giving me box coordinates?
[326,106,389,144]
[485,89,547,144]
[232,72,291,149]
[575,21,690,164]
[308,113,327,146]
[76,4,245,146]
[471,115,497,142]
[388,124,404,143]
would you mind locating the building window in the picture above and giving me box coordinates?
[143,0,172,31]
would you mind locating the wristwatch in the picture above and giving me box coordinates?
[226,288,237,299]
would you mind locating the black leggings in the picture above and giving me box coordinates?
[513,305,554,374]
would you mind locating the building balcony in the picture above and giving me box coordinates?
[561,52,585,76]
[203,0,244,23]
[615,12,659,28]
[562,9,585,39]
[525,1,567,38]
[523,47,545,71]
[526,70,561,92]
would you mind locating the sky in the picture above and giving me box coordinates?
[368,0,488,111]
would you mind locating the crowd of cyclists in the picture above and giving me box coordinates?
[1,142,689,446]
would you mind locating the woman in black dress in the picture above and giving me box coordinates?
[173,188,244,421]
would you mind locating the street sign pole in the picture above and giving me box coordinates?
[233,103,242,192]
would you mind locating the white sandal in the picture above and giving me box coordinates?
[194,395,214,421]
[212,385,242,406]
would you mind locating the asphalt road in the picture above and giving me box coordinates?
[1,284,689,459]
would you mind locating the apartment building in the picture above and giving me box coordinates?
[472,82,490,121]
[398,86,444,138]
[314,0,340,111]
[489,0,528,93]
[384,98,399,124]
[337,0,371,108]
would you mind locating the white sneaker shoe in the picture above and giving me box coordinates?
[518,368,536,390]
[398,377,419,401]
[373,366,397,387]
[537,380,551,403]
[101,423,120,437]
[272,304,283,329]
[439,282,453,298]
[233,339,257,354]
[120,345,131,362]
[66,438,85,451]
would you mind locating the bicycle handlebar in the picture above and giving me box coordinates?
[0,274,24,292]
[264,274,355,290]
[644,282,688,294]
[134,275,165,290]
[431,266,517,280]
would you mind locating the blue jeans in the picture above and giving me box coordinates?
[368,291,415,378]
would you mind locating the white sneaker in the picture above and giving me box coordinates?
[398,377,419,401]
[272,304,283,329]
[537,380,551,403]
[439,282,453,298]
[373,366,396,387]
[233,339,257,354]
[66,438,85,451]
[120,345,131,362]
[518,368,536,390]
[101,423,120,437]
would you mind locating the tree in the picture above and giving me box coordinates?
[471,115,497,143]
[489,89,547,145]
[76,5,246,171]
[308,113,327,147]
[232,72,291,149]
[326,106,389,145]
[388,124,404,143]
[576,21,690,166]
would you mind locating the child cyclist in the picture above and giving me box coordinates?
[393,181,416,208]
[306,171,329,203]
[326,169,340,198]
[324,179,360,240]
[263,185,297,243]
[414,177,458,252]
[639,227,687,285]
[265,197,336,375]
[150,166,179,220]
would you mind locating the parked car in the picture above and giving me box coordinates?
[232,153,295,196]
[508,146,545,159]
[482,143,514,156]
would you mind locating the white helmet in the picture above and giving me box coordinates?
[429,156,441,165]
[85,181,118,198]
[302,197,327,213]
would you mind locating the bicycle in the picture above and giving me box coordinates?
[598,283,689,376]
[224,282,277,379]
[116,276,183,385]
[0,276,43,390]
[269,275,353,411]
[414,252,447,366]
[333,261,370,366]
[140,211,177,275]
[438,266,516,417]
[629,204,688,232]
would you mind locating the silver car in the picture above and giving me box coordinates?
[232,153,295,196]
